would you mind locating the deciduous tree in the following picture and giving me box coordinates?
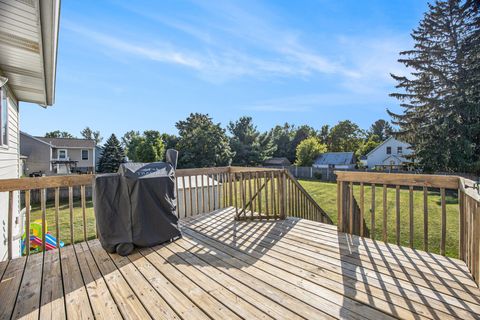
[327,120,365,152]
[295,137,327,166]
[45,130,74,138]
[176,113,233,168]
[80,127,103,145]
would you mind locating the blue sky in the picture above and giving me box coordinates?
[21,0,428,138]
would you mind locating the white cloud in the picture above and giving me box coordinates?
[66,1,411,90]
[64,23,203,69]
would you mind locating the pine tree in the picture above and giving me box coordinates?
[228,116,276,166]
[388,0,480,173]
[368,120,393,142]
[98,134,126,173]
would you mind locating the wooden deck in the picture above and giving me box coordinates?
[1,207,479,320]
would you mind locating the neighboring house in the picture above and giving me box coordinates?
[0,0,60,260]
[359,155,368,168]
[263,157,292,167]
[365,136,414,170]
[20,132,96,175]
[313,152,356,170]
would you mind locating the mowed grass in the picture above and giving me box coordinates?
[29,199,96,248]
[26,178,460,258]
[299,179,460,258]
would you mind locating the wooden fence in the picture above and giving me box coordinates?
[0,166,332,261]
[336,171,480,286]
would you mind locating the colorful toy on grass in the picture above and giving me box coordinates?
[22,220,64,255]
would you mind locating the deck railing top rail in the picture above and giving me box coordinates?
[336,171,459,189]
[0,166,326,260]
[335,170,480,287]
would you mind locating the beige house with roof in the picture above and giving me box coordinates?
[20,132,96,175]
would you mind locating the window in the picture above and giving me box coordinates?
[386,146,392,155]
[58,149,67,159]
[82,149,89,160]
[397,146,403,154]
[0,87,8,147]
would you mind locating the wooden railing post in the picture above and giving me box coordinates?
[458,178,480,287]
[337,180,349,233]
[279,170,287,219]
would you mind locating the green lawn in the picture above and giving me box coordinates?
[299,179,460,258]
[26,179,460,258]
[29,199,96,249]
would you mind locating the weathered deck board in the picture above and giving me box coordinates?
[2,207,480,319]
[11,253,43,320]
[60,245,94,319]
[75,242,122,320]
[185,209,477,319]
[39,249,66,320]
[0,257,26,319]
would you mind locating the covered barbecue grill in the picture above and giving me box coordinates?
[94,150,181,256]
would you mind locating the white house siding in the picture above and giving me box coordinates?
[0,86,21,260]
[366,137,413,169]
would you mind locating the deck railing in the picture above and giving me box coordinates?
[336,171,480,286]
[0,175,94,260]
[0,166,330,260]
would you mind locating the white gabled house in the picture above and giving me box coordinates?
[0,0,60,260]
[365,136,414,170]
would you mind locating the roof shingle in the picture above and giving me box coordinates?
[36,137,95,148]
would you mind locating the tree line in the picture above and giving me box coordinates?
[95,116,394,172]
[47,1,480,174]
[45,116,392,172]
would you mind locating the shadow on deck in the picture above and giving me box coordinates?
[1,207,480,319]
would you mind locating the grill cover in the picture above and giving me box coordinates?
[94,151,181,255]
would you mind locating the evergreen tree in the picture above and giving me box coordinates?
[228,116,276,166]
[318,125,330,145]
[270,123,294,161]
[388,0,480,172]
[176,113,233,168]
[368,120,393,142]
[161,133,179,151]
[289,125,316,161]
[98,134,126,173]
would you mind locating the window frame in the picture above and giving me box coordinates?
[58,149,68,160]
[0,87,9,147]
[386,146,392,155]
[81,149,89,160]
[397,146,403,155]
